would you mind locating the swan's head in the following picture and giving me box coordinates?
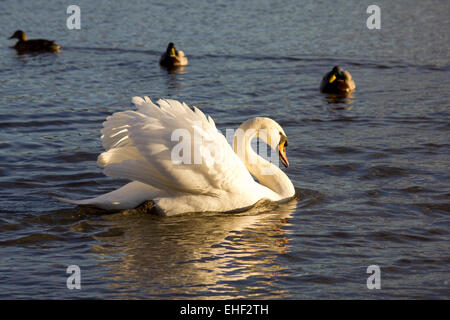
[322,66,356,93]
[234,117,290,168]
[9,30,26,41]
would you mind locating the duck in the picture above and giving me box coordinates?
[320,66,355,93]
[8,30,60,54]
[56,97,295,215]
[159,42,188,68]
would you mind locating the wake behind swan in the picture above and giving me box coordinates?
[57,97,295,215]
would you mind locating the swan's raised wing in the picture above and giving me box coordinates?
[98,97,254,196]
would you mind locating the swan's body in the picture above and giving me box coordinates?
[8,30,60,54]
[58,98,295,215]
[159,43,188,68]
[320,66,355,93]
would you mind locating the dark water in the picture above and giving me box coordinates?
[0,0,449,299]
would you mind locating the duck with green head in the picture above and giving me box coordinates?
[159,42,188,68]
[320,66,355,93]
[8,30,60,54]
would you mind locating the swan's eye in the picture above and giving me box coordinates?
[279,134,288,147]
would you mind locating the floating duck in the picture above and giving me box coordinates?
[320,66,355,93]
[8,30,60,54]
[159,43,188,68]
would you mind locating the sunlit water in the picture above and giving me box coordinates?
[0,0,449,299]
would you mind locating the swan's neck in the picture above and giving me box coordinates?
[233,120,295,199]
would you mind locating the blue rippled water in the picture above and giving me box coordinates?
[0,0,449,299]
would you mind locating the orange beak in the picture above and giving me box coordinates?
[278,140,289,168]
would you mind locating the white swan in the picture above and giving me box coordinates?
[58,97,295,215]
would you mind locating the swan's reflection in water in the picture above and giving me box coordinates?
[91,196,299,298]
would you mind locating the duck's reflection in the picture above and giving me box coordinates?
[162,65,186,75]
[325,91,354,110]
[161,65,186,90]
[91,197,298,298]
